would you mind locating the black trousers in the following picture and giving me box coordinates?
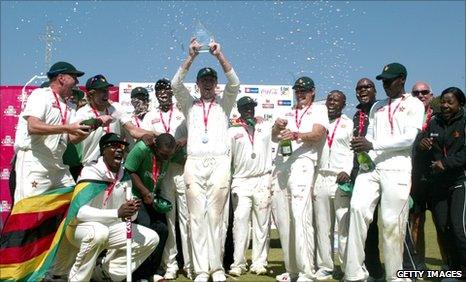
[364,206,384,279]
[132,202,169,280]
[429,183,466,278]
[402,223,425,271]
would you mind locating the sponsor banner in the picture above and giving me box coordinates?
[277,100,292,106]
[244,87,259,94]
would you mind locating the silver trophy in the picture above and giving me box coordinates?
[194,21,214,53]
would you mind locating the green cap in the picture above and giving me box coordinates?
[99,133,129,152]
[292,76,315,90]
[86,74,114,91]
[338,182,353,194]
[197,67,217,80]
[47,61,84,79]
[153,194,173,213]
[131,87,149,99]
[155,78,172,91]
[237,96,257,108]
[376,63,407,80]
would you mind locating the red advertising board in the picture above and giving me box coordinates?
[0,85,119,229]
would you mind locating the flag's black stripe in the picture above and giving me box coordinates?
[0,214,65,249]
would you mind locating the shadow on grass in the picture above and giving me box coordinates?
[425,257,443,268]
[270,238,282,249]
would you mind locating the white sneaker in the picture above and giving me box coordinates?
[315,269,333,281]
[229,267,245,277]
[250,266,267,275]
[276,272,296,282]
[164,270,177,280]
[211,270,227,282]
[194,273,209,282]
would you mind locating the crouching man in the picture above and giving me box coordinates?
[65,133,159,281]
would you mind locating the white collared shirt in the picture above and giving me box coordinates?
[171,67,240,157]
[17,87,76,169]
[229,119,273,178]
[317,114,354,175]
[278,103,329,161]
[73,102,132,165]
[141,105,187,139]
[367,94,424,170]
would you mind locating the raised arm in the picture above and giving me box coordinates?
[171,38,199,116]
[209,41,240,113]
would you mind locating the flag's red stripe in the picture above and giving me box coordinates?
[0,232,55,264]
[2,204,69,233]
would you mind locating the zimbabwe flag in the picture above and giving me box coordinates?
[0,182,108,281]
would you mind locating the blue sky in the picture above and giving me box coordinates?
[1,1,464,109]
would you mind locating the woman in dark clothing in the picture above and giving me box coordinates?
[419,87,466,278]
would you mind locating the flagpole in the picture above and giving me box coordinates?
[125,187,132,282]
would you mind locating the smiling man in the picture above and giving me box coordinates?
[65,133,159,281]
[141,78,191,280]
[313,90,353,280]
[228,96,273,277]
[350,78,384,281]
[171,38,240,282]
[14,61,90,202]
[74,74,155,166]
[346,63,424,281]
[271,76,329,282]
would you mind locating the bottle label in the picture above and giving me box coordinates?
[281,146,292,155]
[360,163,369,171]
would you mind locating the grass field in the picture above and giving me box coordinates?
[174,212,442,281]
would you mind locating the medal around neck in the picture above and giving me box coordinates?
[202,134,209,144]
[251,153,256,159]
[195,21,214,53]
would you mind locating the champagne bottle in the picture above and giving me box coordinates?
[279,139,292,156]
[357,151,375,172]
[80,118,102,131]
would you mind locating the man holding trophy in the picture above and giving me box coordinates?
[171,37,240,282]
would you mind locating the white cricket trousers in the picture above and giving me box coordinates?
[313,171,350,272]
[14,150,75,202]
[161,165,193,274]
[230,173,272,270]
[66,221,159,281]
[272,156,316,277]
[184,155,231,275]
[345,169,411,281]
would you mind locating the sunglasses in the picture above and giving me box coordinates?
[356,85,374,91]
[412,90,431,96]
[103,142,127,151]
